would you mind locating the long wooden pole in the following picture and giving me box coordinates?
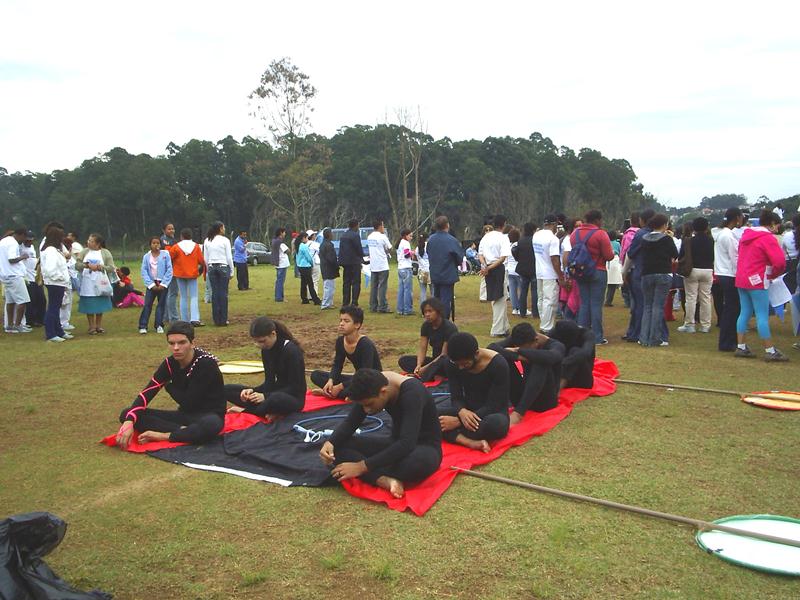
[452,467,800,549]
[614,378,742,397]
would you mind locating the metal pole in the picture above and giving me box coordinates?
[452,467,800,549]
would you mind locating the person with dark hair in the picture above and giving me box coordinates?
[137,235,173,335]
[550,320,595,389]
[1,228,32,334]
[735,210,788,361]
[397,297,458,381]
[638,214,678,346]
[321,369,442,499]
[310,305,383,398]
[781,214,800,294]
[115,321,225,448]
[514,222,537,318]
[233,229,250,291]
[605,230,623,306]
[20,231,45,329]
[623,208,657,342]
[40,227,71,342]
[677,217,715,334]
[438,332,510,452]
[204,222,233,326]
[225,317,306,417]
[76,233,117,335]
[489,323,565,425]
[319,227,339,309]
[296,232,322,305]
[425,215,464,320]
[169,228,206,326]
[619,212,641,309]
[160,222,180,323]
[367,219,393,313]
[532,215,563,332]
[507,228,523,316]
[479,215,511,336]
[338,219,365,306]
[715,208,743,351]
[570,210,614,344]
[416,232,430,303]
[271,227,289,302]
[396,228,415,315]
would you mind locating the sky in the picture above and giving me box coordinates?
[1,0,798,207]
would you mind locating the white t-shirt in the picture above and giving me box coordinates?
[781,230,798,259]
[308,239,321,265]
[532,229,560,280]
[507,242,519,275]
[203,236,234,272]
[22,243,38,282]
[478,230,511,264]
[416,246,429,272]
[278,242,290,268]
[397,239,413,269]
[0,236,25,283]
[367,231,392,272]
[714,227,739,277]
[560,236,572,269]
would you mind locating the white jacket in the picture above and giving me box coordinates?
[41,246,70,286]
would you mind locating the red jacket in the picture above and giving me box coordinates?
[570,225,614,271]
[735,227,785,290]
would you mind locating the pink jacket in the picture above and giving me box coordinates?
[620,226,639,264]
[735,227,786,290]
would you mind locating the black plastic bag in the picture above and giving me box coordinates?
[0,512,112,599]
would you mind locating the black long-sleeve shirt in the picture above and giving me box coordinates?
[121,348,226,423]
[329,336,382,384]
[253,339,306,402]
[678,234,715,269]
[446,353,510,417]
[561,328,594,371]
[329,378,442,471]
[488,337,565,382]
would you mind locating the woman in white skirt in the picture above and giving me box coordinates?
[605,230,624,306]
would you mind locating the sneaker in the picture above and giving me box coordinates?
[734,346,756,358]
[17,326,32,333]
[47,336,65,342]
[677,324,695,333]
[191,321,206,327]
[512,309,520,315]
[139,328,147,334]
[63,324,75,331]
[764,349,789,362]
[698,326,711,333]
[4,327,19,334]
[596,338,609,345]
[658,341,670,347]
[793,342,800,351]
[62,332,74,339]
[156,326,164,334]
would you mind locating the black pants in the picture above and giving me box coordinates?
[397,354,448,382]
[562,350,594,389]
[25,282,46,325]
[299,267,320,303]
[119,408,223,444]
[438,407,509,443]
[711,280,724,326]
[334,436,442,485]
[432,283,454,320]
[509,362,559,415]
[235,261,249,290]
[224,384,304,417]
[718,275,739,351]
[309,370,351,398]
[342,264,361,306]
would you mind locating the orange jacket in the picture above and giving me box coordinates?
[168,240,206,279]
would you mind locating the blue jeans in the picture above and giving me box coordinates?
[517,275,533,316]
[432,283,454,320]
[577,269,608,342]
[139,286,166,330]
[166,277,179,322]
[370,270,389,311]
[640,273,672,346]
[274,267,287,301]
[44,285,66,339]
[322,279,335,308]
[176,277,200,322]
[508,274,521,312]
[625,272,644,340]
[208,265,230,325]
[397,268,413,314]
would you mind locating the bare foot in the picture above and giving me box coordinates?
[509,411,523,426]
[137,430,170,444]
[376,475,405,498]
[227,405,245,413]
[456,435,491,453]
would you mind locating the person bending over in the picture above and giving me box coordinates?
[320,369,443,499]
[438,332,510,452]
[115,321,225,448]
[489,323,565,425]
[310,305,382,399]
[225,317,306,419]
[550,320,595,390]
[397,297,458,382]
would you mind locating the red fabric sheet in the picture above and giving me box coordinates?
[340,359,619,515]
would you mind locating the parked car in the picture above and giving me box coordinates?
[330,227,382,258]
[246,242,271,265]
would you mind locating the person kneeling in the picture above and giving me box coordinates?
[489,323,565,425]
[438,332,510,452]
[225,317,306,419]
[319,369,442,499]
[397,297,458,382]
[550,320,595,389]
[116,321,225,448]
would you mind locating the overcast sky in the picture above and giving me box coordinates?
[2,0,798,207]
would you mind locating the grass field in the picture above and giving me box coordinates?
[1,264,799,599]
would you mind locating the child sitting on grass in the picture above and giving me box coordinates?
[114,266,144,308]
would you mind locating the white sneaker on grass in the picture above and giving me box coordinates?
[698,326,711,333]
[62,332,74,339]
[677,324,695,333]
[47,336,65,342]
[156,326,164,334]
[5,327,19,334]
[139,328,147,334]
[63,324,75,331]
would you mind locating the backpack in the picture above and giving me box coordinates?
[566,229,598,281]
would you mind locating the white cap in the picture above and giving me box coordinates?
[306,229,316,237]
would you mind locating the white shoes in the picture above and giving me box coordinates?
[698,326,711,333]
[63,323,76,331]
[156,326,164,334]
[139,328,147,334]
[62,332,74,339]
[511,309,520,315]
[677,324,695,333]
[47,336,65,342]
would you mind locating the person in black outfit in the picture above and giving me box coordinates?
[425,216,464,320]
[321,369,443,499]
[550,320,595,389]
[338,219,365,306]
[224,317,306,418]
[319,227,339,309]
[514,222,538,318]
[115,321,225,448]
[397,297,458,381]
[438,332,510,452]
[310,305,382,399]
[489,323,565,425]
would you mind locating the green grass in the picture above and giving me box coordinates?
[1,265,799,599]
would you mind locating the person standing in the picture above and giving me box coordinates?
[570,210,614,344]
[270,227,289,302]
[21,231,45,328]
[715,208,743,352]
[479,215,511,337]
[514,222,537,318]
[233,230,250,291]
[204,222,234,326]
[296,232,321,305]
[532,215,563,333]
[168,228,206,326]
[507,228,522,315]
[677,218,715,334]
[319,228,338,309]
[638,214,678,347]
[76,233,117,335]
[40,227,72,342]
[396,228,414,316]
[426,216,464,320]
[623,208,657,343]
[781,214,800,294]
[138,236,173,334]
[308,229,322,295]
[160,222,180,323]
[605,231,623,307]
[367,219,393,313]
[338,219,364,307]
[0,228,31,334]
[416,232,430,304]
